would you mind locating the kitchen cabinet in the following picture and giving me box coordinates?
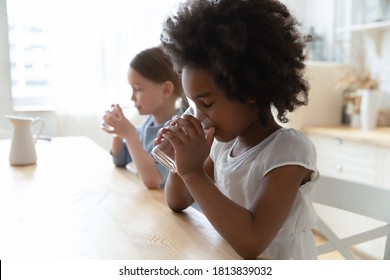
[304,125,390,259]
[336,0,390,56]
[381,147,390,187]
[304,125,390,190]
[337,19,390,33]
[337,20,390,55]
[309,134,380,186]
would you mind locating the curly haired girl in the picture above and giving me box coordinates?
[155,0,319,259]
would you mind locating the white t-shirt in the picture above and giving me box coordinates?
[210,127,319,259]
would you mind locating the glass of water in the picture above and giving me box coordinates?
[152,106,210,172]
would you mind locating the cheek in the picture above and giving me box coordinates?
[142,91,164,109]
[210,112,237,138]
[214,105,248,125]
[137,91,152,104]
[212,108,254,139]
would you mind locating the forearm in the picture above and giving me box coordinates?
[181,172,266,259]
[111,136,124,156]
[110,138,130,167]
[164,172,194,211]
[125,135,162,189]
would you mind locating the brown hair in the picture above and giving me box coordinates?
[130,46,188,109]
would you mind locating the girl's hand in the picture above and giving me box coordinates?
[102,104,136,139]
[163,114,214,177]
[153,115,180,146]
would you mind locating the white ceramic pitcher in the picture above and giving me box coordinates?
[6,115,45,166]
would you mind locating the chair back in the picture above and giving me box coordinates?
[314,176,390,259]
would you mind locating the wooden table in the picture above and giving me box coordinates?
[0,137,240,260]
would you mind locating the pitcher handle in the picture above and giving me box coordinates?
[32,117,45,145]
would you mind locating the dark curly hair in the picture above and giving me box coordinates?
[160,0,309,124]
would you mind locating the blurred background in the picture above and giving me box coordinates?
[1,0,390,150]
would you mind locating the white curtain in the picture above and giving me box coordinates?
[43,0,181,149]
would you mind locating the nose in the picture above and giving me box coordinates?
[130,91,136,102]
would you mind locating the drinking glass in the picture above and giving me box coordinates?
[152,106,210,172]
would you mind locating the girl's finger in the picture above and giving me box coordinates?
[157,127,169,138]
[164,125,188,144]
[176,115,204,137]
[154,127,169,145]
[153,137,162,146]
[101,123,115,134]
[103,113,115,125]
[113,104,124,117]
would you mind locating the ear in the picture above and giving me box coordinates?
[162,81,174,97]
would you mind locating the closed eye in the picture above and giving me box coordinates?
[203,102,212,108]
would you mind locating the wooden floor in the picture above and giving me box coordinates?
[313,230,371,260]
[314,231,345,260]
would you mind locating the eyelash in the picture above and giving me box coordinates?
[204,104,212,108]
[203,102,212,108]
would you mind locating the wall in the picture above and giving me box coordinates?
[286,0,390,125]
[370,31,390,112]
[285,61,350,130]
[2,1,390,144]
[283,0,336,61]
[0,0,13,137]
[0,0,168,150]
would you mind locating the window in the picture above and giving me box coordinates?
[5,0,183,112]
[6,0,55,111]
